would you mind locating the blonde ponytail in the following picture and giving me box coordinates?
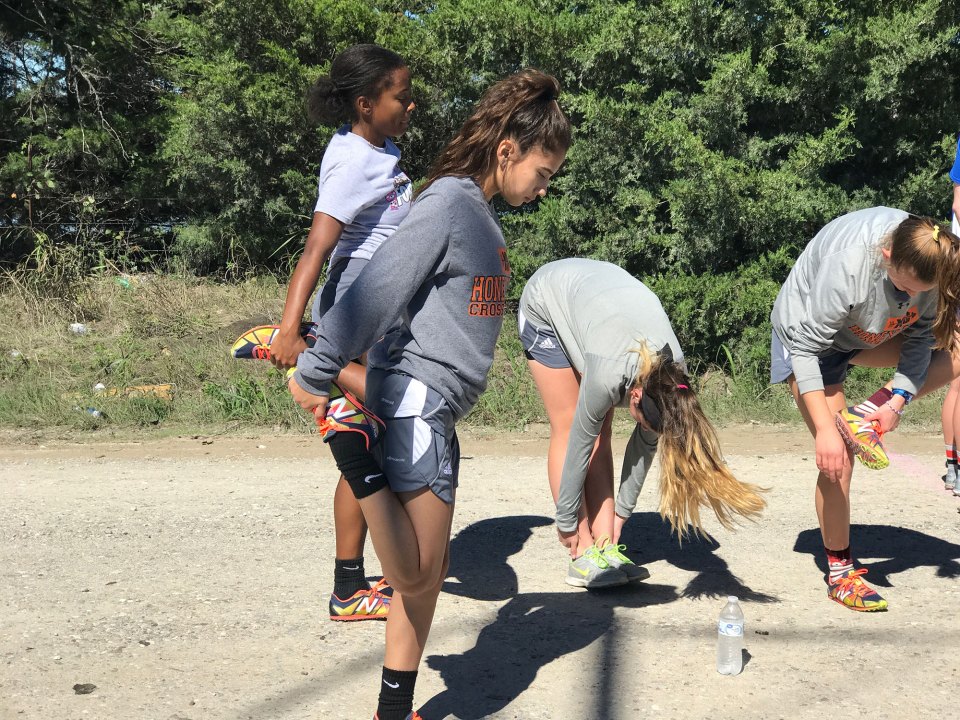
[633,345,767,537]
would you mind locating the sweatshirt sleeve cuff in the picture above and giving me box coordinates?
[555,511,578,534]
[792,355,825,395]
[292,369,332,398]
[614,499,633,521]
[891,372,922,396]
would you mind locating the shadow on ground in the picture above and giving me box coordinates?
[237,512,777,720]
[793,523,960,584]
[420,512,775,719]
[619,512,777,603]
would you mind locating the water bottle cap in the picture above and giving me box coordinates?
[727,596,738,603]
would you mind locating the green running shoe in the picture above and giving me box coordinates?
[595,536,650,583]
[565,545,628,588]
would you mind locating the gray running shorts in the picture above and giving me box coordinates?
[366,369,459,504]
[769,330,858,387]
[518,308,571,369]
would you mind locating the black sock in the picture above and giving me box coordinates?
[333,557,368,599]
[327,432,389,499]
[377,667,418,720]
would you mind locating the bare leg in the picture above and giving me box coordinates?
[941,380,958,448]
[383,543,451,670]
[584,410,616,542]
[787,377,854,550]
[526,360,614,552]
[331,358,369,561]
[333,476,367,558]
[851,342,960,397]
[358,486,454,596]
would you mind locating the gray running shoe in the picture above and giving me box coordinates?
[945,464,957,491]
[596,536,650,583]
[565,545,629,588]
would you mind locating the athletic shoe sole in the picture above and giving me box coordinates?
[834,413,889,470]
[827,594,888,612]
[564,572,630,589]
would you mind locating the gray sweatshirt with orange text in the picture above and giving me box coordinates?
[771,206,937,395]
[293,176,511,421]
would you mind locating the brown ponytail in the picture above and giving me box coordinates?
[418,69,571,196]
[634,345,766,538]
[887,216,960,353]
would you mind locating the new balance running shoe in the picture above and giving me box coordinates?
[827,568,888,612]
[230,322,317,361]
[315,382,385,451]
[835,407,889,470]
[595,536,650,583]
[370,577,394,597]
[329,582,390,622]
[565,545,629,588]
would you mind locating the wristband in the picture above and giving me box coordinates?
[891,388,914,405]
[884,401,904,417]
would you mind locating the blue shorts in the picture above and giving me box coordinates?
[518,308,571,369]
[312,256,369,323]
[769,330,859,387]
[366,369,459,504]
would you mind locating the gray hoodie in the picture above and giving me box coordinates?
[519,259,684,533]
[771,206,937,395]
[294,176,510,420]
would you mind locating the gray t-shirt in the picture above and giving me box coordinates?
[314,126,413,262]
[519,258,685,533]
[295,176,510,421]
[771,206,937,395]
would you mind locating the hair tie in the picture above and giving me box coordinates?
[932,225,941,244]
[677,384,689,390]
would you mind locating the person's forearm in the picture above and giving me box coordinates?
[800,389,835,432]
[279,255,323,330]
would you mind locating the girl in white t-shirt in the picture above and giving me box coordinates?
[269,44,414,623]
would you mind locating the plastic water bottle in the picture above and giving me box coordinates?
[716,596,744,675]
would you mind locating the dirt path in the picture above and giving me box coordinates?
[3,426,959,719]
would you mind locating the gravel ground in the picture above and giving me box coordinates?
[2,425,959,720]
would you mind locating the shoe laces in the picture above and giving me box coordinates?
[851,413,885,442]
[583,545,611,569]
[252,346,272,360]
[594,535,631,564]
[369,578,391,596]
[831,568,873,598]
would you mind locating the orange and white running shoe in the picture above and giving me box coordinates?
[315,381,385,451]
[827,568,888,612]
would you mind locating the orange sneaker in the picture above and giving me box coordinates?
[835,408,889,470]
[827,569,888,612]
[329,580,390,622]
[315,381,385,451]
